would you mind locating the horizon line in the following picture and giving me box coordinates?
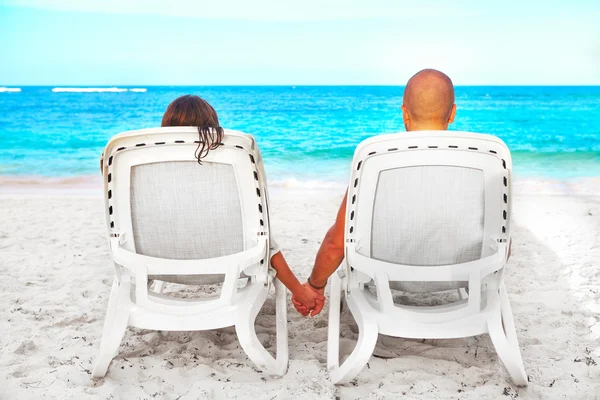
[3,84,600,88]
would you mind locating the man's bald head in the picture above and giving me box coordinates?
[402,69,456,131]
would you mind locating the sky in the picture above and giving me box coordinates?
[1,0,599,85]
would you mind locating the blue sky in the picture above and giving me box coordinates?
[1,0,599,85]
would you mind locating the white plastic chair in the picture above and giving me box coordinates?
[93,127,288,378]
[327,131,527,386]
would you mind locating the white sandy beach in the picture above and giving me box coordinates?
[1,180,600,399]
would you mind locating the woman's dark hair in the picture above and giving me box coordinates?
[161,95,224,163]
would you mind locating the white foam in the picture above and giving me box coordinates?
[51,87,147,93]
[51,87,128,93]
[0,87,22,93]
[270,177,346,190]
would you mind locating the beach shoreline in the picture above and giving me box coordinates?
[1,174,600,196]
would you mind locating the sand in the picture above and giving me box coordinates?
[1,180,599,399]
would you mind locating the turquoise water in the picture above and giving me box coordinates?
[0,86,599,183]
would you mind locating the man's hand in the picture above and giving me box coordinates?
[294,190,347,317]
[292,282,326,317]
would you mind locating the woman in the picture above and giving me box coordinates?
[162,95,324,315]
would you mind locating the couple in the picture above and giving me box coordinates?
[161,69,457,316]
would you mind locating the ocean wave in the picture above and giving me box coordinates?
[0,87,22,93]
[0,174,597,196]
[0,174,345,190]
[51,87,147,93]
[269,178,347,189]
[269,176,600,195]
[52,87,127,93]
[270,147,600,163]
[0,174,102,187]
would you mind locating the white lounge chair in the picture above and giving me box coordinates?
[327,131,528,386]
[92,127,288,378]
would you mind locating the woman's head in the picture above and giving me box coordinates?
[161,95,224,163]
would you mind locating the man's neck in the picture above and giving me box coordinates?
[407,124,448,132]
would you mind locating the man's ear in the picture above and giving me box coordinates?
[448,104,456,124]
[401,105,410,129]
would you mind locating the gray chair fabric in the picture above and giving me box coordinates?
[130,161,244,285]
[368,165,485,292]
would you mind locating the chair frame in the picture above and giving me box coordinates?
[327,131,527,386]
[92,127,288,378]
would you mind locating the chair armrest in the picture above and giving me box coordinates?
[110,237,267,276]
[347,242,507,283]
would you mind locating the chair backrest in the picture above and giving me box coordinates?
[371,164,485,266]
[130,160,243,260]
[101,127,269,264]
[346,131,511,278]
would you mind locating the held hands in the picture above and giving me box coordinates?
[292,282,326,317]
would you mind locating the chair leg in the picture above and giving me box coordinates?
[327,272,342,371]
[330,286,379,384]
[274,279,289,374]
[235,283,285,375]
[92,279,130,378]
[487,283,528,387]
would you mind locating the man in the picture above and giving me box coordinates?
[292,69,457,316]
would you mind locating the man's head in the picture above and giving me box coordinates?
[401,69,456,131]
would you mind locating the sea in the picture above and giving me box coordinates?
[0,86,599,186]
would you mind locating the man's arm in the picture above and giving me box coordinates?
[292,190,347,316]
[309,191,347,288]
